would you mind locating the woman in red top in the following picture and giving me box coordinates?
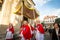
[19,21,32,40]
[6,23,14,40]
[35,20,45,40]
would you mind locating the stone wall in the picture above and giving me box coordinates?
[0,25,8,40]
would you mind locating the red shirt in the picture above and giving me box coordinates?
[36,24,45,34]
[20,24,32,39]
[9,26,14,34]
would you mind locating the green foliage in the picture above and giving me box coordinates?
[55,18,60,28]
[55,18,60,24]
[41,21,45,26]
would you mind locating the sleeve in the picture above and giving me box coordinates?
[19,31,23,37]
[38,24,45,34]
[19,27,27,37]
[23,27,29,36]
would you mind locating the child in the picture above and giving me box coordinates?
[6,23,14,40]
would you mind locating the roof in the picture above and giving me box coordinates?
[44,16,58,19]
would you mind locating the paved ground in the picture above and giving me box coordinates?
[0,32,52,40]
[44,32,52,40]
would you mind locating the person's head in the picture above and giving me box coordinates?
[9,23,13,29]
[36,19,40,24]
[53,23,59,29]
[22,20,28,25]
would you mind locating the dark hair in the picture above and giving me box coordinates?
[53,22,59,27]
[53,23,57,26]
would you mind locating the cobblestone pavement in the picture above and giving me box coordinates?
[44,32,52,40]
[0,32,52,40]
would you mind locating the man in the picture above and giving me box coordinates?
[19,21,32,40]
[35,20,45,40]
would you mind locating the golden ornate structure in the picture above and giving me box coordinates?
[0,0,39,25]
[13,0,39,19]
[0,1,39,39]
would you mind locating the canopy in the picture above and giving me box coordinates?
[14,0,39,19]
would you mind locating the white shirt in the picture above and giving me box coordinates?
[56,28,59,36]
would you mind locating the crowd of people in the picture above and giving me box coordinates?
[5,20,60,40]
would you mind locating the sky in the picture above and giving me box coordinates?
[33,0,60,20]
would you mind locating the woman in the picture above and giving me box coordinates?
[35,20,45,40]
[52,23,60,40]
[6,23,14,40]
[19,21,32,40]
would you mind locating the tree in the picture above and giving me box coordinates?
[41,21,45,26]
[55,18,60,28]
[55,18,60,23]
